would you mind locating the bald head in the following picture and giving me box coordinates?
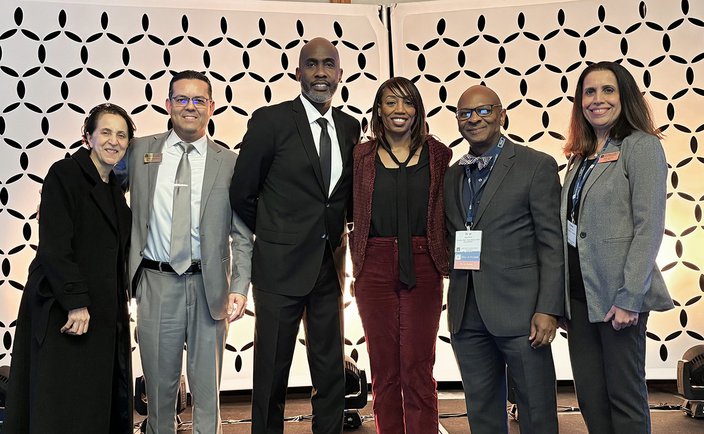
[296,37,343,114]
[456,85,506,154]
[299,38,338,65]
[457,85,502,108]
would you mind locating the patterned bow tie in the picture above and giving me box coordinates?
[458,154,493,170]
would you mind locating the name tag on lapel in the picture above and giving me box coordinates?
[143,153,162,164]
[598,151,620,163]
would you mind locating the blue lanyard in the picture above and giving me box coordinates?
[465,136,505,228]
[570,139,610,222]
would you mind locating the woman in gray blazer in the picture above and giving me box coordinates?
[560,61,674,434]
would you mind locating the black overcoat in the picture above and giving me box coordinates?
[5,147,133,434]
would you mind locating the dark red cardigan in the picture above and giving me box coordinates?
[350,136,451,278]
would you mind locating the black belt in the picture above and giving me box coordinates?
[141,259,202,274]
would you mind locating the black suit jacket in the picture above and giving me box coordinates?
[444,138,565,336]
[230,97,360,296]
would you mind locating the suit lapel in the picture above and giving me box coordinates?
[112,178,130,253]
[90,186,118,232]
[561,155,581,220]
[73,148,117,232]
[472,139,515,227]
[580,139,621,202]
[452,164,468,223]
[90,183,118,233]
[200,139,222,219]
[292,98,326,196]
[147,133,168,215]
[329,108,348,197]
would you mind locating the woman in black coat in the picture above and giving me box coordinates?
[5,103,136,434]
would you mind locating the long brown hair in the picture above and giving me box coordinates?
[369,77,427,154]
[565,61,660,157]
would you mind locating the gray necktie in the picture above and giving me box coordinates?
[316,118,332,196]
[170,142,194,275]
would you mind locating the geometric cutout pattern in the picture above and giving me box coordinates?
[0,0,386,391]
[1,0,702,389]
[392,0,704,379]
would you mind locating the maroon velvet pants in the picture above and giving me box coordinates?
[355,237,443,433]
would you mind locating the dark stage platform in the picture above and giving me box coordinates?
[135,381,704,433]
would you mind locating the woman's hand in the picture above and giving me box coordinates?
[61,307,90,335]
[603,305,639,331]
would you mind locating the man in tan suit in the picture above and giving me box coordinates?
[128,70,253,434]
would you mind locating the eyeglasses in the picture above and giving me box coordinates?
[171,96,210,108]
[455,104,502,121]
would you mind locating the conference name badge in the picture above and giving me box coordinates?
[143,153,162,164]
[567,220,578,247]
[453,230,482,270]
[598,151,620,163]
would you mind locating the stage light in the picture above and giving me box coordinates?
[343,355,368,429]
[677,345,704,418]
[0,365,10,427]
[134,375,187,432]
[0,365,8,407]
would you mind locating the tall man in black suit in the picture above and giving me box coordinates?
[230,37,360,434]
[444,85,564,434]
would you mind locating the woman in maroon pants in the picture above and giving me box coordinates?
[350,77,451,433]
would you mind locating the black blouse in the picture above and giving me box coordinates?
[369,143,430,289]
[370,143,430,237]
[567,157,598,301]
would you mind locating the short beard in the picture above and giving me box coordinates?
[302,83,336,104]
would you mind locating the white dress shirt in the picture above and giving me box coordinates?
[144,131,207,262]
[299,94,343,196]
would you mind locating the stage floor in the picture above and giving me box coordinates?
[136,381,704,433]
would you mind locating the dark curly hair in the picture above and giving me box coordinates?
[81,103,136,144]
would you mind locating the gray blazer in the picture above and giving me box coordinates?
[445,138,565,336]
[560,130,673,322]
[127,131,253,320]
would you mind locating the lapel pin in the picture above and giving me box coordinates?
[144,153,163,164]
[598,151,620,163]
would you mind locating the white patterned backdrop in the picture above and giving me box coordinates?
[0,0,389,391]
[0,0,701,393]
[392,0,704,379]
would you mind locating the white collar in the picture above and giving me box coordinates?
[166,131,208,155]
[299,94,335,130]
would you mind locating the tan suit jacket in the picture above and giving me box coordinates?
[128,131,252,320]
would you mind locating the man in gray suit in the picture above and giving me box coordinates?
[444,84,564,434]
[128,70,253,434]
